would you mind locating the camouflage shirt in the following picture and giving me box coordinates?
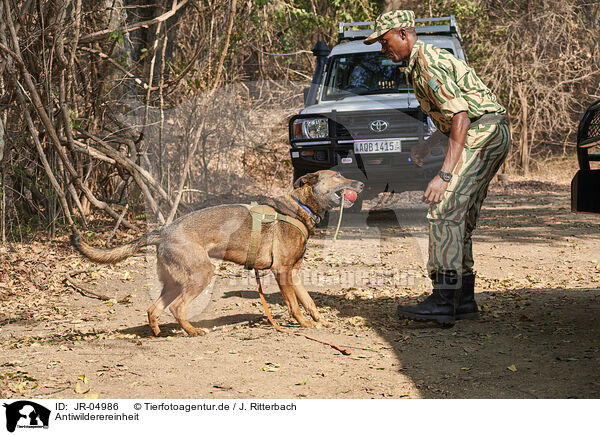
[405,39,505,134]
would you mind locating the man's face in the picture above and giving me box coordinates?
[378,28,411,62]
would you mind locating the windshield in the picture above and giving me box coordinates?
[323,52,409,100]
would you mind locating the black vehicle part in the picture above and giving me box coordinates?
[345,195,363,213]
[571,99,600,213]
[293,167,308,183]
[305,41,330,107]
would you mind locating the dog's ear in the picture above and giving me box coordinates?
[293,172,319,188]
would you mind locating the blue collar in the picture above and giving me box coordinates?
[293,197,320,223]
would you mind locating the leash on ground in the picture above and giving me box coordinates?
[254,269,352,356]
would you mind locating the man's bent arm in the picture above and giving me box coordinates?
[442,111,470,174]
[421,112,470,203]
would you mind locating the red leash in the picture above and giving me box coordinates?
[254,270,351,356]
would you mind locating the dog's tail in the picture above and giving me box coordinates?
[70,231,161,264]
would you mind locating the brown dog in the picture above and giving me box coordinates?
[71,170,363,336]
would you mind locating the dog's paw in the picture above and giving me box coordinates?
[193,328,206,336]
[315,319,332,328]
[297,318,316,328]
[185,327,206,336]
[149,325,161,336]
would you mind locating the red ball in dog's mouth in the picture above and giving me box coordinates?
[344,190,357,202]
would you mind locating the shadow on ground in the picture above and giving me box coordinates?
[319,286,600,399]
[173,286,600,398]
[320,184,598,245]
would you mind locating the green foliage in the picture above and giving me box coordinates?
[239,0,379,60]
[68,110,85,130]
[85,231,99,241]
[109,30,124,44]
[117,56,129,68]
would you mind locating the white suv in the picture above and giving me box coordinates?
[289,16,466,211]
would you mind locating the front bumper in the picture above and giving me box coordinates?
[290,143,444,196]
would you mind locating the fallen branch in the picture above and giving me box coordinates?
[64,269,132,303]
[211,320,254,332]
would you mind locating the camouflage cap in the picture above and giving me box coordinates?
[364,10,415,45]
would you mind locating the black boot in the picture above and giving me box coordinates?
[397,272,460,326]
[456,273,480,320]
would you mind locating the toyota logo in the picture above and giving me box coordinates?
[369,120,389,132]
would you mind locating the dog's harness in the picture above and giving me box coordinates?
[239,202,309,270]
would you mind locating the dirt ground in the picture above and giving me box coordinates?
[1,160,599,399]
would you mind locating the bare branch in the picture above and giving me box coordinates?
[79,46,158,90]
[78,0,190,44]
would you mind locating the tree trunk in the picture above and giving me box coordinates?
[0,110,6,245]
[517,84,530,176]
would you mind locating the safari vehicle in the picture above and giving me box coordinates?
[571,99,600,214]
[289,16,467,211]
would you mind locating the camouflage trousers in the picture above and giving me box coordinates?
[427,119,511,276]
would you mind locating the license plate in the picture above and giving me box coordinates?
[354,139,401,154]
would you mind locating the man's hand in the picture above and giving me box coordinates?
[422,175,449,204]
[411,143,433,167]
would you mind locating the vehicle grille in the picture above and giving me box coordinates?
[334,109,425,140]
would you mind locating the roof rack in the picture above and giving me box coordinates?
[338,16,462,43]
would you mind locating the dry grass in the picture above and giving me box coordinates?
[500,154,579,186]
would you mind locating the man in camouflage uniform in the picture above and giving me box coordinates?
[365,10,511,326]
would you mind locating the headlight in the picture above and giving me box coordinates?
[292,118,329,139]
